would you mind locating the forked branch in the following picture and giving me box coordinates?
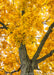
[32,23,54,62]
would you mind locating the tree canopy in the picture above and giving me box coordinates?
[0,0,54,75]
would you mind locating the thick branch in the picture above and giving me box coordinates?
[0,22,8,29]
[19,43,29,65]
[35,50,54,64]
[19,43,30,75]
[32,23,54,61]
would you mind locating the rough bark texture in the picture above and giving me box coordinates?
[19,43,34,75]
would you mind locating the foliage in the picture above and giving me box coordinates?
[0,0,54,75]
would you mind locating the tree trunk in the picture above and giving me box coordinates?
[21,61,34,75]
[19,43,34,75]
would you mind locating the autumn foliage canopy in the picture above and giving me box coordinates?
[0,0,54,75]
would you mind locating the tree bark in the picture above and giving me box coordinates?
[21,61,34,75]
[19,43,34,75]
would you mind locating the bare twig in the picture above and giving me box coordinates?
[5,66,21,74]
[0,22,8,29]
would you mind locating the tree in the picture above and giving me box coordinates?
[0,0,54,75]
